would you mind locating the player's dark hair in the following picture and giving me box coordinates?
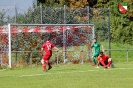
[100,51,103,54]
[46,37,50,41]
[93,38,97,41]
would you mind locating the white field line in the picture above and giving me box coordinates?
[0,69,6,72]
[0,68,132,78]
[19,70,98,77]
[113,68,133,70]
[19,68,133,77]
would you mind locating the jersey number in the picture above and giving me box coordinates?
[46,44,52,50]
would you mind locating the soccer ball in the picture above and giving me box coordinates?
[64,59,68,63]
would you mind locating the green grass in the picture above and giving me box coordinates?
[101,42,133,49]
[0,62,133,88]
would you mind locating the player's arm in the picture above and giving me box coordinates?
[40,47,44,57]
[51,42,62,52]
[101,45,105,52]
[107,55,112,61]
[91,43,94,48]
[91,43,94,54]
[53,46,62,52]
[41,47,44,51]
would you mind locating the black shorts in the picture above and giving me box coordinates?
[100,60,108,66]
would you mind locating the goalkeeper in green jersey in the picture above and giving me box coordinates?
[91,38,104,66]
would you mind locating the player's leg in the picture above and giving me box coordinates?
[41,54,51,71]
[92,56,96,66]
[45,60,52,70]
[99,60,107,68]
[92,53,99,66]
[45,55,52,70]
[41,59,47,71]
[107,58,112,68]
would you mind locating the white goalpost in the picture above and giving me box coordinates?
[5,24,95,68]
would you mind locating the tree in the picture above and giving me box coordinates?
[110,14,133,44]
[0,9,6,26]
[87,0,97,7]
[69,0,88,8]
[37,0,61,6]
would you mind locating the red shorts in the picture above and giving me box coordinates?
[100,60,108,66]
[43,54,52,60]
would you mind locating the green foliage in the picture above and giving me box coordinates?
[110,15,133,45]
[11,6,80,24]
[89,8,109,40]
[93,0,133,45]
[15,7,41,24]
[0,9,7,26]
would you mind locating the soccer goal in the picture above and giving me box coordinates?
[0,24,95,68]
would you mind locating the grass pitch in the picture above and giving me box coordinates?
[0,62,133,88]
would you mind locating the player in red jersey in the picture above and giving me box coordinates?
[41,38,61,72]
[97,51,112,69]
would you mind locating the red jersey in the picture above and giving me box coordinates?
[98,54,109,62]
[41,41,55,55]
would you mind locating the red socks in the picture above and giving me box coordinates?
[42,60,51,71]
[45,60,51,67]
[42,64,47,71]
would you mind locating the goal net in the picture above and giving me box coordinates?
[0,24,94,68]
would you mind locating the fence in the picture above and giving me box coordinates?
[14,49,133,64]
[0,48,133,68]
[1,49,131,67]
[105,49,133,62]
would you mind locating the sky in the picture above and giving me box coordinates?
[0,0,34,9]
[0,0,37,19]
[0,0,36,14]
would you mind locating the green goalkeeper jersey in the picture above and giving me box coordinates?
[92,42,101,56]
